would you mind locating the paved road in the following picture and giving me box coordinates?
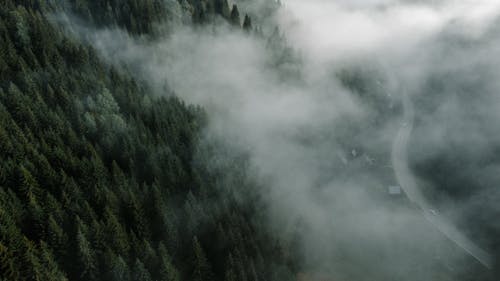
[391,89,493,269]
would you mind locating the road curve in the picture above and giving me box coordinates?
[391,89,493,269]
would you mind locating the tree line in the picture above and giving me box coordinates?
[0,0,294,280]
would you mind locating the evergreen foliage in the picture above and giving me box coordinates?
[230,5,241,27]
[0,0,290,280]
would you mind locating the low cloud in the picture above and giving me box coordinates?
[59,0,500,279]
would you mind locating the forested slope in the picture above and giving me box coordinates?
[0,0,292,280]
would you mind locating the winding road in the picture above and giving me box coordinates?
[391,89,493,269]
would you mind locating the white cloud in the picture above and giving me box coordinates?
[65,0,500,277]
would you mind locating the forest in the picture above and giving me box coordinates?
[2,0,499,280]
[0,0,294,280]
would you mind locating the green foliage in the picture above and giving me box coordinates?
[187,0,252,29]
[243,14,252,31]
[230,5,241,27]
[0,1,290,281]
[67,0,169,35]
[214,0,231,18]
[191,236,214,281]
[75,222,97,281]
[157,243,179,281]
[132,259,152,281]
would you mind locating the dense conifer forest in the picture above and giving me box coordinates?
[3,0,499,280]
[0,0,294,280]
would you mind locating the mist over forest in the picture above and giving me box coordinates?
[0,0,499,281]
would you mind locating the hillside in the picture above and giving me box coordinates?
[2,1,499,281]
[0,1,293,280]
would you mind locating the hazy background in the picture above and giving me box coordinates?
[60,0,500,279]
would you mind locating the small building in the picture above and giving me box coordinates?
[388,185,402,195]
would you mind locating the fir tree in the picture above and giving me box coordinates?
[243,14,252,31]
[230,4,241,26]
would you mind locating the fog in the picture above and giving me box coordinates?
[60,0,500,279]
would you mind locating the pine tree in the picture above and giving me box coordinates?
[18,165,38,203]
[224,253,237,281]
[109,255,130,281]
[243,14,252,31]
[191,236,214,281]
[230,4,240,26]
[46,215,67,260]
[39,242,68,281]
[157,242,179,281]
[132,259,152,281]
[104,208,130,257]
[20,237,44,281]
[215,0,231,18]
[75,222,97,281]
[0,241,20,280]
